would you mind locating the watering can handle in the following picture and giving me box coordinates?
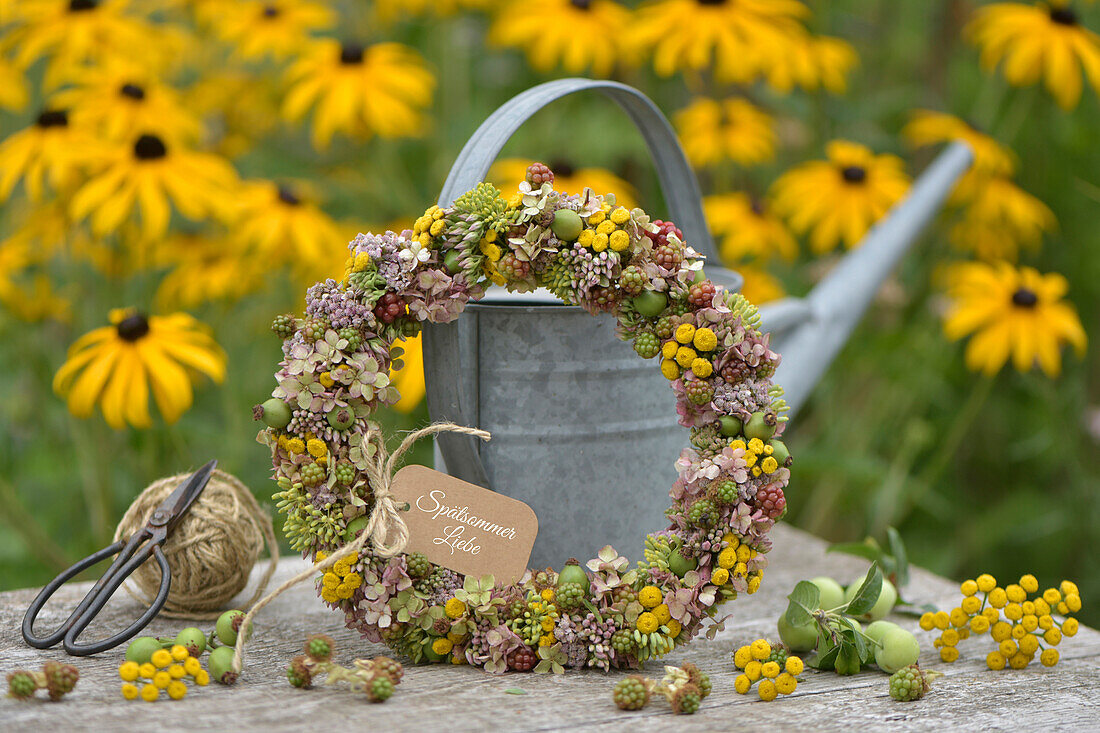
[428,79,736,488]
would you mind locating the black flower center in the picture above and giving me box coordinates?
[117,314,150,341]
[549,159,574,177]
[841,165,867,184]
[1012,288,1039,308]
[1050,7,1077,25]
[120,83,145,100]
[570,0,593,9]
[749,197,766,216]
[263,4,280,17]
[697,0,727,5]
[340,43,365,64]
[134,134,167,160]
[36,109,68,128]
[69,0,96,11]
[278,185,301,206]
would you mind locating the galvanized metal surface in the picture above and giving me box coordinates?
[423,80,972,568]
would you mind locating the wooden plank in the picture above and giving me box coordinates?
[1,523,1097,731]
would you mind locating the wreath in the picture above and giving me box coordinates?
[256,162,791,673]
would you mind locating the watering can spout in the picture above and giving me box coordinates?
[755,141,973,419]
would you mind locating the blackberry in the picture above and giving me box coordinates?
[755,484,786,519]
[633,332,660,359]
[711,478,739,505]
[589,285,618,311]
[300,317,328,341]
[765,645,790,668]
[365,675,394,703]
[612,675,651,711]
[682,663,712,698]
[374,292,406,324]
[300,462,325,488]
[720,359,752,384]
[7,671,37,700]
[889,664,932,702]
[684,378,714,406]
[687,280,717,309]
[406,552,432,579]
[338,326,362,351]
[287,656,313,688]
[654,243,683,270]
[305,634,334,662]
[611,629,636,654]
[271,313,296,339]
[525,162,554,186]
[620,265,646,295]
[670,683,701,714]
[498,253,531,281]
[371,657,404,684]
[43,661,79,701]
[556,581,587,611]
[508,646,537,672]
[687,498,718,528]
[334,460,355,486]
[654,315,675,339]
[645,219,683,249]
[613,585,638,605]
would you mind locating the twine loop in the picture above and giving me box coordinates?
[232,422,490,673]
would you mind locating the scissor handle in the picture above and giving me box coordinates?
[63,544,171,656]
[22,540,127,649]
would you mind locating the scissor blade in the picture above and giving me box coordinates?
[154,459,217,535]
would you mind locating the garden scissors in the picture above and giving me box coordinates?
[21,460,217,656]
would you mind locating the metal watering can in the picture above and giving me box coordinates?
[424,79,972,570]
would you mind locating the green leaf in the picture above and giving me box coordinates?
[835,642,862,675]
[785,581,821,627]
[503,688,527,695]
[850,625,869,662]
[887,527,909,588]
[844,564,883,617]
[826,541,882,564]
[812,644,840,670]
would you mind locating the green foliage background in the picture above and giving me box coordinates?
[0,1,1097,626]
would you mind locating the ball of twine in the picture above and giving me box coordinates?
[113,469,279,620]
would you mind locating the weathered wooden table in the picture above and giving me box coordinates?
[2,523,1097,731]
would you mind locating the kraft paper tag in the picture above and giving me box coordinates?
[389,465,538,585]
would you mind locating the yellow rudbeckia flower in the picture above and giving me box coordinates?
[7,0,185,90]
[675,97,776,168]
[704,193,798,263]
[966,2,1100,110]
[942,262,1086,377]
[902,110,1016,179]
[231,180,347,275]
[489,0,636,78]
[0,56,29,111]
[489,158,637,208]
[770,140,911,254]
[70,132,238,239]
[0,108,96,202]
[53,309,227,429]
[154,233,266,310]
[632,0,810,84]
[390,332,426,413]
[282,39,435,150]
[948,177,1056,261]
[50,63,201,145]
[760,32,859,95]
[737,264,786,305]
[213,0,333,61]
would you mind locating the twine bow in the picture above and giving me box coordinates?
[232,422,491,673]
